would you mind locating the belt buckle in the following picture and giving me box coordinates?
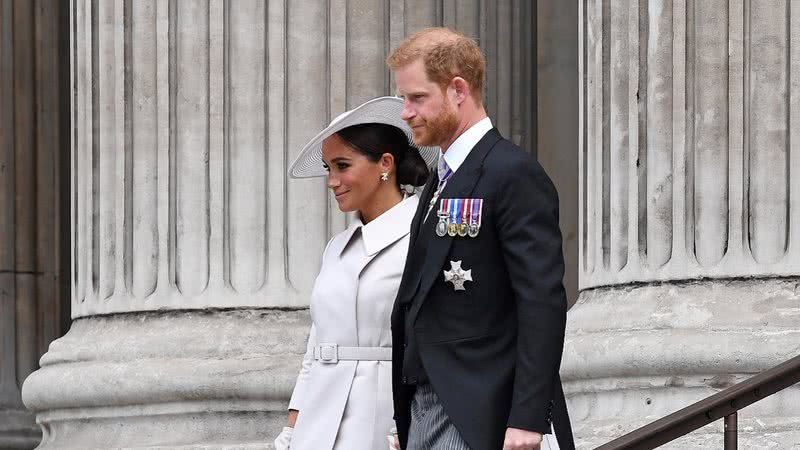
[318,343,339,364]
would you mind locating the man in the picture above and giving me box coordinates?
[387,28,575,450]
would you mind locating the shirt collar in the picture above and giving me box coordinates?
[339,195,419,257]
[440,117,493,174]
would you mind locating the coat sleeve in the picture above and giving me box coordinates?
[493,155,567,433]
[287,237,335,412]
[288,323,317,411]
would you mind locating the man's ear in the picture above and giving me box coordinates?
[451,77,470,105]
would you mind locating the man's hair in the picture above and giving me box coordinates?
[387,27,486,104]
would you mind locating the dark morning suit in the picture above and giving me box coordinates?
[391,128,575,450]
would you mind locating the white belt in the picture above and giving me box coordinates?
[313,343,392,364]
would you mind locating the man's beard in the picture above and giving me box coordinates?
[410,101,459,147]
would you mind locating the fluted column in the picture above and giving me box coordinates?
[21,1,534,448]
[566,0,800,448]
[1,1,70,449]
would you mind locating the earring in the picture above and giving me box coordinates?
[381,172,389,182]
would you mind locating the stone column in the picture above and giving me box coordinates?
[1,1,70,449]
[21,1,534,448]
[566,0,800,448]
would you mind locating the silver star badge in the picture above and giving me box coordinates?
[443,260,473,291]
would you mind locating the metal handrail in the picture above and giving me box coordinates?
[595,354,800,450]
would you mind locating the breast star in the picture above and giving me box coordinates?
[443,260,473,291]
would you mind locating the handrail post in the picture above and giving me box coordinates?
[724,412,738,450]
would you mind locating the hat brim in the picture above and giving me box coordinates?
[288,96,439,179]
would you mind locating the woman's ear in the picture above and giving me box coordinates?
[380,153,395,174]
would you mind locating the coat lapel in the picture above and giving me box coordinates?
[403,129,502,321]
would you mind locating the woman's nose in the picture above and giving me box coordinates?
[327,173,339,188]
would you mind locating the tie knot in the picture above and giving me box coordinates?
[437,157,452,184]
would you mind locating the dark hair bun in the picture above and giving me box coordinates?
[396,145,430,187]
[336,123,430,187]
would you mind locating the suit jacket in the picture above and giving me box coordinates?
[290,196,418,450]
[391,129,575,450]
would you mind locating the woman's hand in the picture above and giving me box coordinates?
[387,425,400,450]
[273,426,293,450]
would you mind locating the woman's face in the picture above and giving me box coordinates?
[322,133,385,213]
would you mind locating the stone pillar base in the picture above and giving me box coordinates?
[22,309,309,449]
[0,406,39,450]
[563,279,800,449]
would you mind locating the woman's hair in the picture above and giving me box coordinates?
[336,123,430,187]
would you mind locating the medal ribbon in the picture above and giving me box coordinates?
[438,197,448,216]
[473,199,482,226]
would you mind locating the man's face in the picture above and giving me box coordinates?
[394,59,460,148]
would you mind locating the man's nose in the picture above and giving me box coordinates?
[401,100,415,121]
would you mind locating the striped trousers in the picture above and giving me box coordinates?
[408,383,471,450]
[407,383,561,450]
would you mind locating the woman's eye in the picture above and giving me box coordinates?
[337,163,349,170]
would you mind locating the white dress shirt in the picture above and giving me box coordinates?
[438,116,493,186]
[425,117,493,219]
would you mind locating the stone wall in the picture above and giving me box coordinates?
[565,0,800,447]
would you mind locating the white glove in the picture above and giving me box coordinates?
[274,426,293,450]
[387,426,399,450]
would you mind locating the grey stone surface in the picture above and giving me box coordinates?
[1,1,70,447]
[537,0,579,306]
[566,279,800,448]
[22,309,309,449]
[570,0,800,447]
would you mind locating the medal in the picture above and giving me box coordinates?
[458,199,468,237]
[447,198,458,237]
[468,198,482,238]
[443,260,473,291]
[435,199,449,237]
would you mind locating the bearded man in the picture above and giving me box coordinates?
[388,28,575,450]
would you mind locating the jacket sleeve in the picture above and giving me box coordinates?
[493,155,567,433]
[288,322,317,411]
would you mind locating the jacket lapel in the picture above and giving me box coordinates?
[410,172,438,242]
[395,172,437,305]
[404,129,502,320]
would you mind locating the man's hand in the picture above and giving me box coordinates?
[503,427,543,450]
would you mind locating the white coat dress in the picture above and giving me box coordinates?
[288,195,419,450]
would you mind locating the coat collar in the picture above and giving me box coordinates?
[338,195,419,257]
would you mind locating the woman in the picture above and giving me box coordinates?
[276,97,437,450]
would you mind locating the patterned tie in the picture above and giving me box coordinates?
[426,156,452,220]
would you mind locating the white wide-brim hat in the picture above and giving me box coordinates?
[288,96,439,179]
